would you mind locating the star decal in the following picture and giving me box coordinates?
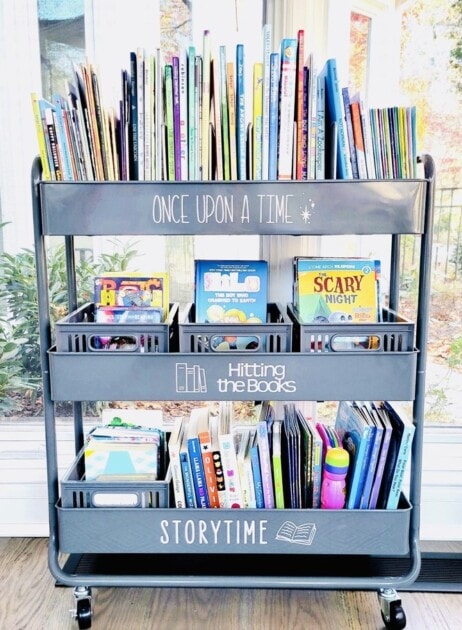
[301,199,315,223]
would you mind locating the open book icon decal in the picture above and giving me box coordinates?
[275,521,317,545]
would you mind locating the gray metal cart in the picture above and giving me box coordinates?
[31,154,435,629]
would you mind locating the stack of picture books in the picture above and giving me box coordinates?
[31,26,418,183]
[167,399,414,510]
[84,409,167,482]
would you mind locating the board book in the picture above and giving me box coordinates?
[293,257,380,324]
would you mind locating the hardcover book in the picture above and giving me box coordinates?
[278,38,298,180]
[293,257,379,324]
[194,260,268,342]
[324,58,352,179]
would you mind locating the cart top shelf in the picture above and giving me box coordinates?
[36,174,428,237]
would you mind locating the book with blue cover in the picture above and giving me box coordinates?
[324,57,352,179]
[335,400,376,509]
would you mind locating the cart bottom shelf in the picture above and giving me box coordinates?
[60,552,462,592]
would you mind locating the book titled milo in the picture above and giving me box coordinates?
[294,257,380,324]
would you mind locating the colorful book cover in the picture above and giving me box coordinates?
[144,54,154,180]
[155,48,164,181]
[44,106,63,181]
[268,52,280,181]
[194,259,268,326]
[356,402,383,509]
[164,63,175,181]
[235,427,256,508]
[236,43,246,180]
[51,94,75,180]
[301,65,309,180]
[350,99,368,179]
[94,273,169,318]
[252,62,263,180]
[194,55,203,180]
[136,48,145,181]
[335,400,376,509]
[278,38,298,180]
[307,53,318,180]
[209,412,227,508]
[294,257,379,324]
[324,57,352,179]
[31,92,53,180]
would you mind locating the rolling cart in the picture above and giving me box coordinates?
[31,154,435,629]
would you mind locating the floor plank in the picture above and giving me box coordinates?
[1,538,461,629]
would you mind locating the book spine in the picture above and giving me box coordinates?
[212,448,227,508]
[252,62,263,180]
[278,38,298,180]
[129,51,138,180]
[227,61,238,180]
[179,49,188,181]
[52,95,75,180]
[45,107,63,181]
[261,23,272,180]
[199,431,220,508]
[295,29,305,180]
[136,48,145,180]
[172,56,182,181]
[350,100,368,178]
[361,98,376,178]
[236,44,246,180]
[194,55,203,180]
[164,64,175,181]
[179,450,197,508]
[301,65,309,180]
[386,420,415,509]
[342,87,358,179]
[219,46,230,181]
[201,30,211,180]
[268,52,280,181]
[368,427,392,509]
[250,444,265,508]
[256,421,275,508]
[188,436,210,508]
[315,68,325,180]
[218,432,243,508]
[212,57,224,181]
[307,54,318,180]
[187,46,196,181]
[31,93,52,180]
[143,54,152,180]
[324,58,352,180]
[359,426,382,509]
[169,447,186,508]
[272,422,285,509]
[155,48,164,181]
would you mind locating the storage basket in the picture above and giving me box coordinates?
[55,302,179,353]
[179,302,292,353]
[287,304,415,354]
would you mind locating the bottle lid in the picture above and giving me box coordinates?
[324,447,349,475]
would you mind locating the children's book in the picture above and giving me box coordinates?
[324,57,352,179]
[250,430,265,508]
[356,402,384,509]
[377,402,415,510]
[236,43,246,180]
[278,38,298,180]
[268,51,280,181]
[271,419,285,508]
[335,400,376,509]
[235,426,256,508]
[179,416,196,507]
[261,23,272,180]
[368,402,393,509]
[197,408,220,508]
[194,260,268,338]
[94,273,169,320]
[187,408,210,508]
[168,416,187,508]
[209,412,227,507]
[252,62,263,180]
[256,416,275,508]
[217,401,243,508]
[293,257,379,324]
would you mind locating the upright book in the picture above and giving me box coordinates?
[324,58,352,179]
[278,38,298,180]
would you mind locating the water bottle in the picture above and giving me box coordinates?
[321,447,349,509]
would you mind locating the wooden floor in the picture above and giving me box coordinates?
[1,538,461,630]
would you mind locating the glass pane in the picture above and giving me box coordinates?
[399,0,462,426]
[349,11,370,97]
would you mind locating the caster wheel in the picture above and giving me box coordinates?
[381,601,406,630]
[76,598,92,629]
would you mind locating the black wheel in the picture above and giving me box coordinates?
[76,598,92,629]
[381,601,406,630]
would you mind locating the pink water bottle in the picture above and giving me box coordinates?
[321,447,349,509]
